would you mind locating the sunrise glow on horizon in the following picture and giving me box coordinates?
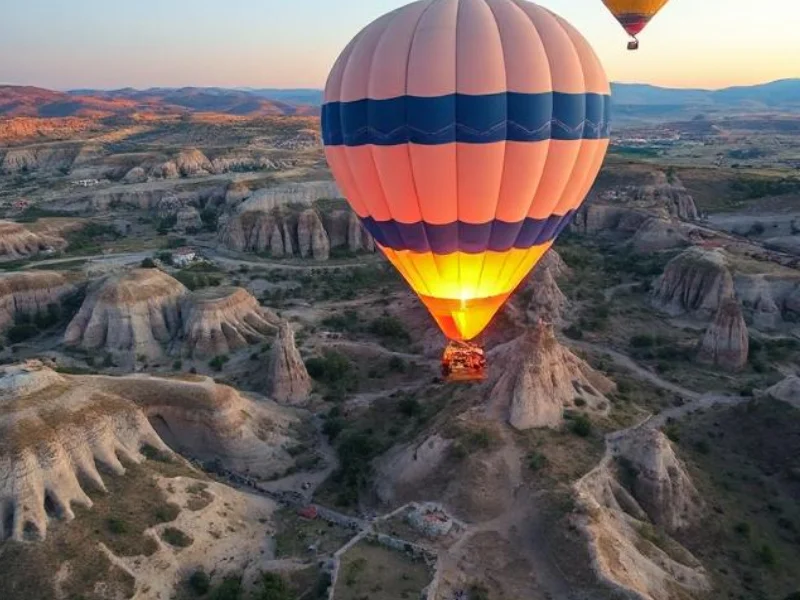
[1,0,798,91]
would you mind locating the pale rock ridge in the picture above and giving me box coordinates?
[181,287,280,358]
[698,297,749,370]
[347,210,375,252]
[122,166,147,184]
[236,181,340,214]
[267,321,312,405]
[0,271,77,330]
[0,361,170,541]
[0,145,78,174]
[572,204,650,235]
[631,179,700,221]
[0,220,67,259]
[767,376,800,409]
[175,148,213,177]
[487,322,615,430]
[524,267,567,324]
[156,194,185,218]
[614,429,704,532]
[297,209,330,260]
[734,274,785,330]
[150,160,179,180]
[225,181,252,207]
[651,247,734,318]
[573,428,709,600]
[175,205,203,232]
[0,361,297,541]
[64,269,187,361]
[630,218,690,254]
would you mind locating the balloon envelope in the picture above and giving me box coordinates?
[322,0,610,341]
[602,0,670,36]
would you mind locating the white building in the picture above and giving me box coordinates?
[173,247,197,267]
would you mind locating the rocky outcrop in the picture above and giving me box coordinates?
[631,180,700,221]
[175,148,213,177]
[150,160,179,180]
[297,209,330,260]
[487,322,615,430]
[175,205,202,232]
[572,204,650,235]
[0,360,298,541]
[734,274,787,330]
[64,269,187,362]
[574,441,709,600]
[225,181,251,207]
[156,194,185,218]
[347,211,375,252]
[236,181,340,213]
[698,298,749,370]
[614,429,704,532]
[630,218,690,254]
[651,247,735,318]
[0,271,77,330]
[767,376,800,409]
[267,321,312,405]
[219,205,374,259]
[210,156,294,175]
[0,145,77,174]
[122,166,147,184]
[0,361,170,541]
[181,287,279,358]
[0,220,67,259]
[525,267,566,324]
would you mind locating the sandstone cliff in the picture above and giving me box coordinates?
[267,321,312,405]
[574,428,709,600]
[487,323,615,430]
[175,205,203,232]
[297,208,330,260]
[697,297,749,370]
[630,218,690,254]
[0,220,67,259]
[180,287,280,358]
[0,360,297,542]
[0,271,77,330]
[64,269,187,362]
[651,247,734,318]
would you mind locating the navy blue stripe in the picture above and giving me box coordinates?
[322,92,610,146]
[360,212,575,254]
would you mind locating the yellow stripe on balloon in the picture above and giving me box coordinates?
[380,242,552,340]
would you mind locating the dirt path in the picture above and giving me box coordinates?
[566,339,701,401]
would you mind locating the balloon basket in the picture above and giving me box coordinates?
[441,340,487,383]
[627,38,639,50]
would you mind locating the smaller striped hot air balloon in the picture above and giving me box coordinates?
[602,0,670,49]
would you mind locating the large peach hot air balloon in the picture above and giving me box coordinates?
[602,0,670,49]
[322,0,610,381]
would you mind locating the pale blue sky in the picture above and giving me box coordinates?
[1,0,797,90]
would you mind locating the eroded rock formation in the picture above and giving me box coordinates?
[698,298,749,370]
[630,218,690,254]
[487,322,615,430]
[175,148,213,177]
[267,321,312,405]
[297,209,330,260]
[574,428,709,600]
[64,269,187,362]
[0,271,77,330]
[651,247,734,318]
[0,220,67,259]
[181,287,279,358]
[0,360,297,541]
[175,205,203,232]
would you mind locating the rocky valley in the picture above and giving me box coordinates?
[1,81,800,600]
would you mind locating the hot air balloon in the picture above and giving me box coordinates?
[321,0,610,382]
[602,0,670,49]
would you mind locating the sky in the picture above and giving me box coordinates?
[1,0,798,91]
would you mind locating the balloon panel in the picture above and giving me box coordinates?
[321,0,611,341]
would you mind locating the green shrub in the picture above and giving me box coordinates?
[563,325,583,340]
[527,451,548,471]
[210,576,242,600]
[209,355,230,372]
[7,323,38,343]
[398,396,421,417]
[571,415,592,437]
[107,517,128,535]
[161,527,193,548]
[140,258,157,269]
[189,570,211,595]
[255,572,293,600]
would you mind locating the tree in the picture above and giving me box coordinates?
[140,257,157,269]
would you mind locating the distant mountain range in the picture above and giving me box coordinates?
[0,85,320,119]
[1,79,798,121]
